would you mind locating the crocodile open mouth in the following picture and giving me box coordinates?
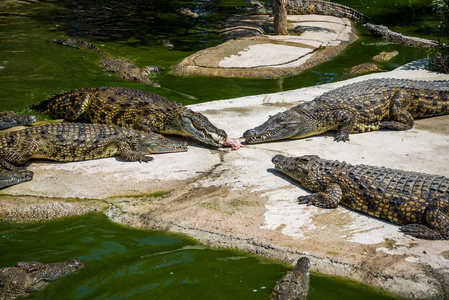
[244,128,282,143]
[153,139,189,152]
[0,169,34,188]
[190,121,226,147]
[158,143,188,152]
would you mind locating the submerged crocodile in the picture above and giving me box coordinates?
[0,111,36,130]
[243,78,449,143]
[0,123,187,170]
[0,167,33,189]
[272,257,310,300]
[31,87,241,149]
[52,39,161,87]
[272,154,449,240]
[240,0,370,23]
[0,259,84,300]
[347,50,398,76]
[347,63,381,76]
[364,23,438,48]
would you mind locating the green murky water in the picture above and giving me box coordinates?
[0,0,441,298]
[0,0,444,112]
[0,214,403,299]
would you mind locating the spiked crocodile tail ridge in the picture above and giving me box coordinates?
[272,154,449,240]
[241,0,370,23]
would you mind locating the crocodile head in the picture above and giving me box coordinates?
[243,108,320,143]
[0,111,36,130]
[139,132,188,153]
[272,154,322,189]
[17,259,84,282]
[238,0,271,14]
[163,107,228,148]
[0,168,34,189]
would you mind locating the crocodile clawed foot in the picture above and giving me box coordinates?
[297,195,312,205]
[334,134,350,142]
[140,156,154,163]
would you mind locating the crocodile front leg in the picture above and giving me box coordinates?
[298,183,342,208]
[381,90,414,130]
[400,195,449,240]
[333,110,356,142]
[133,116,157,134]
[118,142,153,162]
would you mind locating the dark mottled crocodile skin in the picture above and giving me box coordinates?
[273,154,449,240]
[0,259,83,300]
[272,257,310,300]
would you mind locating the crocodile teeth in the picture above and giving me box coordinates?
[246,129,281,143]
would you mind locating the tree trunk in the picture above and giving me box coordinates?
[273,0,288,35]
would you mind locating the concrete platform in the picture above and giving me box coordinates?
[172,14,358,78]
[2,60,449,299]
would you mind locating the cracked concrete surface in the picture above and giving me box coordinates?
[2,60,449,299]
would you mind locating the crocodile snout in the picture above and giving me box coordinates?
[242,128,256,139]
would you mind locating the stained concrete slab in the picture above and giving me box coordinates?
[172,14,358,78]
[2,59,449,299]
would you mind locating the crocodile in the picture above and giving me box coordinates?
[0,259,84,300]
[0,167,33,189]
[272,154,449,240]
[243,78,449,143]
[272,257,310,300]
[52,39,161,87]
[240,0,370,23]
[347,50,398,76]
[176,7,199,18]
[0,123,187,170]
[347,63,381,76]
[31,87,241,149]
[98,57,161,87]
[372,50,399,62]
[364,23,438,48]
[0,111,36,130]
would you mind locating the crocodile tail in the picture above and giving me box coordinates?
[30,92,69,118]
[30,97,56,115]
[295,0,371,23]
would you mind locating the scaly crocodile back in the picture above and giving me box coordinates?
[311,158,449,225]
[31,87,182,127]
[314,78,449,119]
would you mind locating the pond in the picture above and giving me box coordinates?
[0,0,442,299]
[0,213,403,299]
[0,0,443,111]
